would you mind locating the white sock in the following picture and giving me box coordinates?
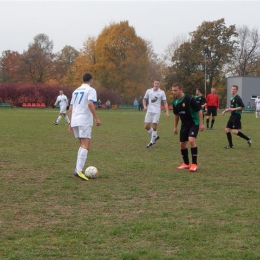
[150,130,157,143]
[65,115,70,123]
[147,128,153,134]
[76,147,82,169]
[56,116,62,123]
[76,148,88,172]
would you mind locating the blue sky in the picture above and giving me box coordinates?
[1,1,260,56]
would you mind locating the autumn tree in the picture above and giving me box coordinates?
[165,18,237,96]
[64,37,97,87]
[228,25,260,76]
[94,21,150,100]
[146,40,166,84]
[163,34,187,65]
[0,51,21,83]
[19,34,55,84]
[54,45,79,84]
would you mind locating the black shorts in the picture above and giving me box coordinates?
[226,114,242,129]
[180,124,199,142]
[206,106,217,116]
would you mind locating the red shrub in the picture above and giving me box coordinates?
[0,83,73,107]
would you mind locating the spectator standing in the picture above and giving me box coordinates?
[138,96,143,111]
[133,98,138,110]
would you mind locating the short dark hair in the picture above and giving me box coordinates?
[172,82,183,89]
[196,88,202,93]
[232,85,238,90]
[83,73,92,82]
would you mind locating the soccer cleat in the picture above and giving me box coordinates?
[146,142,153,148]
[224,145,234,149]
[53,121,58,125]
[189,164,198,172]
[247,137,252,147]
[176,163,190,170]
[153,136,160,144]
[74,170,88,181]
[66,122,70,125]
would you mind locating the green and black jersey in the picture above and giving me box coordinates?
[230,95,244,115]
[172,94,201,126]
[194,94,206,111]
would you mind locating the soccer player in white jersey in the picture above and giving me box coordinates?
[143,79,169,148]
[53,90,70,125]
[68,73,101,181]
[254,95,260,118]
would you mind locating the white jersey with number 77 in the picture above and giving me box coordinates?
[70,83,97,127]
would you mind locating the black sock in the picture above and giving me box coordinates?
[237,131,249,140]
[226,132,233,146]
[211,119,215,128]
[191,147,198,165]
[206,119,209,128]
[181,148,189,165]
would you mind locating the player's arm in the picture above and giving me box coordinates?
[222,107,229,115]
[143,98,148,110]
[201,97,206,109]
[223,106,242,114]
[173,114,179,135]
[191,97,204,131]
[88,101,101,126]
[68,105,73,132]
[198,110,204,132]
[172,105,179,134]
[232,106,243,111]
[53,97,59,108]
[163,100,169,118]
[236,97,245,111]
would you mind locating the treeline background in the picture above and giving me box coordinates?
[1,19,260,107]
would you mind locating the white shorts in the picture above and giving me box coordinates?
[256,106,260,111]
[144,112,160,124]
[73,125,92,139]
[60,107,67,114]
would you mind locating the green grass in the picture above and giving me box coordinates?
[0,108,259,260]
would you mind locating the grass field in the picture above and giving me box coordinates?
[0,108,260,260]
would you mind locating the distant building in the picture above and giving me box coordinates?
[227,76,260,108]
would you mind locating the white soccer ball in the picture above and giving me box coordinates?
[85,166,98,179]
